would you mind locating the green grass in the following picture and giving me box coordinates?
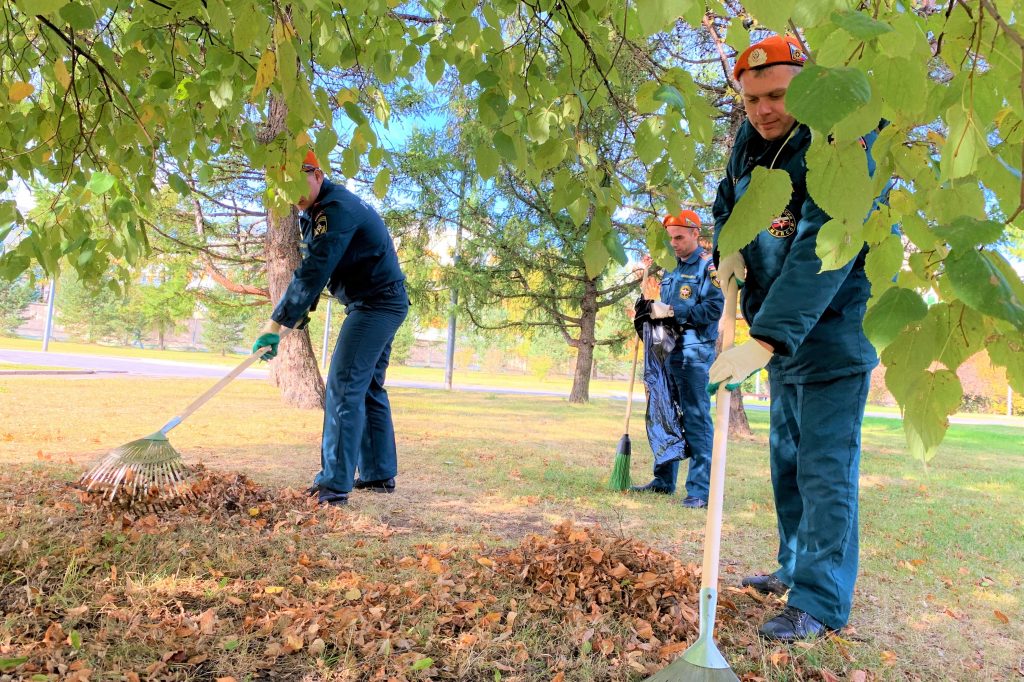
[0,377,1022,680]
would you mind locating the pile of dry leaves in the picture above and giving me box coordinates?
[0,467,848,681]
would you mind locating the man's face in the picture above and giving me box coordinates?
[667,224,700,260]
[296,169,324,211]
[739,65,800,142]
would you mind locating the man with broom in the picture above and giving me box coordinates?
[707,34,883,641]
[253,150,408,507]
[632,211,724,509]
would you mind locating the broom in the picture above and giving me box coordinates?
[79,328,293,505]
[643,280,740,682]
[609,267,648,491]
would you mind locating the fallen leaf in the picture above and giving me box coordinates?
[850,671,867,682]
[198,608,217,635]
[993,610,1010,624]
[264,586,285,594]
[881,650,898,666]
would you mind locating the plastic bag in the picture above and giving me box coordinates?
[641,320,688,465]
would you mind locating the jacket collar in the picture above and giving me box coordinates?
[735,120,811,174]
[678,245,705,267]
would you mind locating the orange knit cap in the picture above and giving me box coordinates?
[301,150,320,171]
[733,35,807,81]
[663,210,701,229]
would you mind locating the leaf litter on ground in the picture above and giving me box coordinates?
[1,467,872,681]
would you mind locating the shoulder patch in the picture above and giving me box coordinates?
[710,270,721,289]
[313,212,328,238]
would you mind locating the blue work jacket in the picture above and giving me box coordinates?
[712,121,880,384]
[659,246,724,355]
[272,179,405,328]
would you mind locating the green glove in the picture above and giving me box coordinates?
[252,332,280,360]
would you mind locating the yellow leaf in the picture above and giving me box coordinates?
[881,650,898,666]
[248,507,260,517]
[336,88,358,106]
[343,588,361,600]
[423,556,442,574]
[54,61,71,89]
[251,50,276,99]
[9,81,34,102]
[295,131,310,147]
[264,586,284,594]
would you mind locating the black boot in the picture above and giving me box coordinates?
[317,489,349,507]
[740,573,790,596]
[629,480,672,494]
[758,606,832,641]
[353,477,396,493]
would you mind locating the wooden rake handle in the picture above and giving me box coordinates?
[158,326,296,435]
[623,266,650,433]
[701,279,739,591]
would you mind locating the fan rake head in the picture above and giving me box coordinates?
[79,432,194,507]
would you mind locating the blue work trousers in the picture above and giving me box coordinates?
[314,283,408,494]
[768,370,871,629]
[663,344,714,499]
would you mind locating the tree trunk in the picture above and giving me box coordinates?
[715,332,752,438]
[729,387,752,437]
[259,94,326,410]
[569,277,598,404]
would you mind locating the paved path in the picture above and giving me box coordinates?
[0,349,269,379]
[2,349,1020,429]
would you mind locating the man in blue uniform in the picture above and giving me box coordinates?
[708,35,881,641]
[253,151,408,507]
[632,210,724,509]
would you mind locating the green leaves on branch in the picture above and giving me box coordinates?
[718,168,792,257]
[742,0,795,32]
[945,248,1024,331]
[786,65,871,133]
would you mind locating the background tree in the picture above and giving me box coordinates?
[1,1,1023,454]
[0,277,34,335]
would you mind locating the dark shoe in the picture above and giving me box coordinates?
[305,484,320,497]
[317,490,349,507]
[629,480,672,494]
[352,477,396,493]
[681,496,708,508]
[741,573,790,596]
[758,606,832,641]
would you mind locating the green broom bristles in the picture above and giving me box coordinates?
[608,433,632,490]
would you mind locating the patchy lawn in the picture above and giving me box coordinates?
[0,376,1021,681]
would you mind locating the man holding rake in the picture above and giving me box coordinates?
[709,35,883,641]
[253,151,408,508]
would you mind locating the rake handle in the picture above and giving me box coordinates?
[158,326,295,435]
[701,279,739,591]
[623,266,650,433]
[622,336,642,433]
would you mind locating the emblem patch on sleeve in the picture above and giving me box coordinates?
[313,213,328,237]
[710,270,721,289]
[767,209,796,238]
[679,284,693,300]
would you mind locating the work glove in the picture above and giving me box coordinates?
[706,340,773,394]
[252,332,280,360]
[650,301,674,319]
[716,251,746,289]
